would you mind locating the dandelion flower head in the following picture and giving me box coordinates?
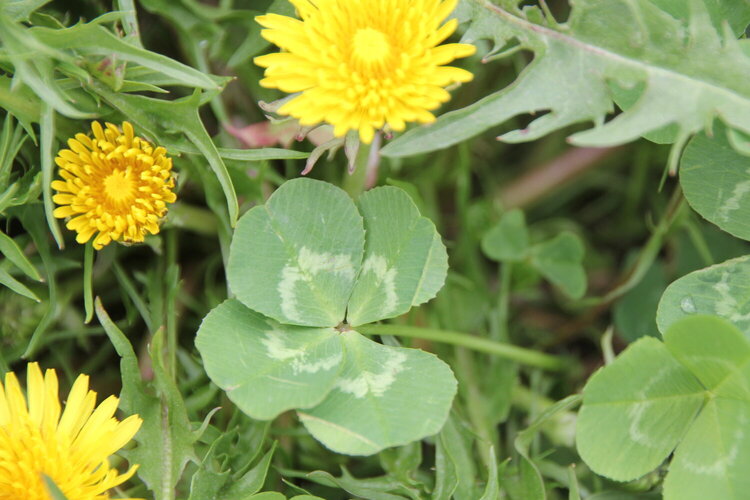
[254,0,476,143]
[52,121,177,250]
[0,362,142,499]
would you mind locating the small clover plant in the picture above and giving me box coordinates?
[481,209,587,299]
[196,178,455,455]
[577,314,750,499]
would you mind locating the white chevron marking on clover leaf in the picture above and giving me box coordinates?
[262,328,342,375]
[278,246,356,322]
[335,350,407,398]
[717,168,750,223]
[713,271,750,323]
[361,254,398,316]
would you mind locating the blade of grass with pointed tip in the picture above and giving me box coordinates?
[20,205,57,358]
[0,228,41,281]
[40,103,64,249]
[216,147,308,161]
[0,267,39,301]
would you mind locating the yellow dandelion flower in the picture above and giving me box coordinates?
[254,0,476,144]
[52,121,177,250]
[0,362,142,500]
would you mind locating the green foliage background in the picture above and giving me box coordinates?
[1,0,750,498]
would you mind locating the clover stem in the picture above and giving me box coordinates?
[357,324,570,371]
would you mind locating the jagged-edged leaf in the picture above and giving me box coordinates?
[298,331,456,455]
[347,187,447,326]
[576,336,705,481]
[656,255,750,336]
[578,315,750,499]
[649,0,750,36]
[530,232,586,299]
[96,300,196,500]
[680,123,750,241]
[196,299,343,420]
[382,0,750,158]
[228,178,364,327]
[481,209,528,262]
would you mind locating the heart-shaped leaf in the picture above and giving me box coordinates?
[298,330,456,455]
[576,336,704,481]
[200,178,455,454]
[530,232,587,299]
[481,209,529,262]
[578,315,750,499]
[346,187,447,326]
[228,178,364,327]
[196,299,343,420]
[657,255,750,336]
[680,123,750,242]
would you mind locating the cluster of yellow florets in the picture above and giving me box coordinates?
[255,0,475,143]
[52,121,176,250]
[0,363,141,499]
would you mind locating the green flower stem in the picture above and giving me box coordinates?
[357,324,570,371]
[83,241,94,324]
[343,140,372,199]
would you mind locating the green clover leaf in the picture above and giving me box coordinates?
[197,178,455,455]
[577,314,750,499]
[657,255,750,336]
